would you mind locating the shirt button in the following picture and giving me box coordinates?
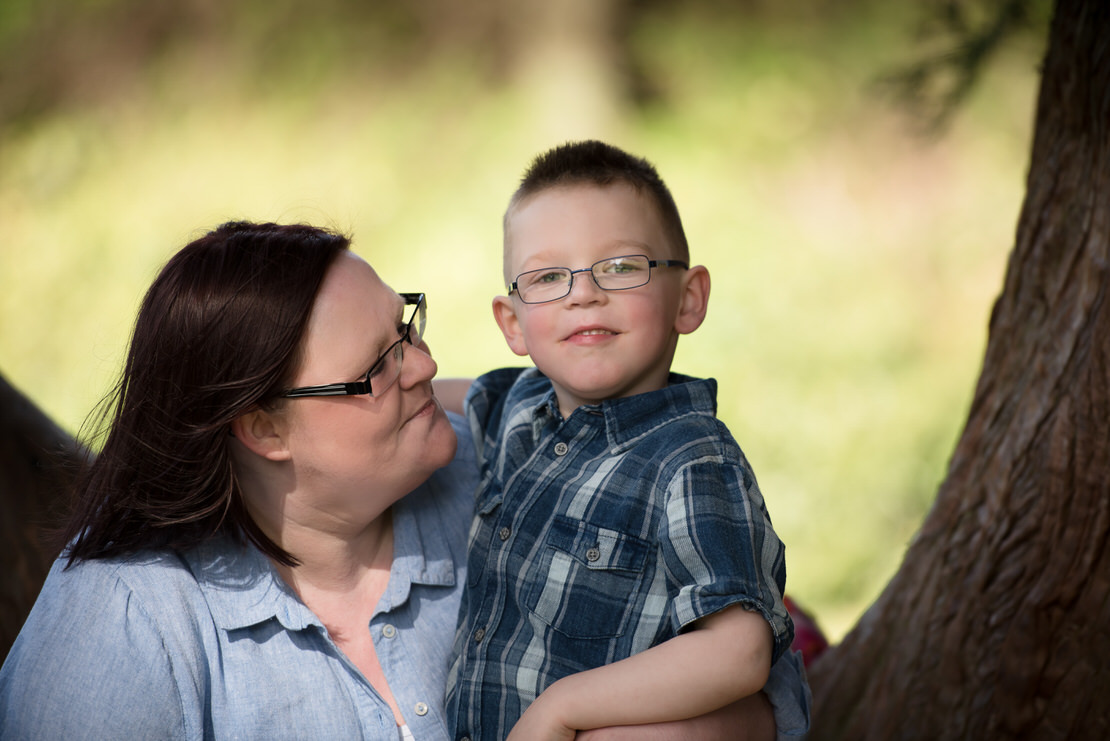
[381,624,396,639]
[586,547,601,562]
[460,737,472,741]
[473,627,486,643]
[498,526,511,541]
[414,702,429,716]
[554,441,568,456]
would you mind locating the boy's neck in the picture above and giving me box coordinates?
[552,376,673,420]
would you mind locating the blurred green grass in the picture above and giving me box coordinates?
[0,4,1040,640]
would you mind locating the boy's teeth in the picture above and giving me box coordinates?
[580,329,612,335]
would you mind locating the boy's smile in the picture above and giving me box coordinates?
[493,182,706,418]
[565,324,618,344]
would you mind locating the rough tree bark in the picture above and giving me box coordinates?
[0,373,83,663]
[807,0,1110,737]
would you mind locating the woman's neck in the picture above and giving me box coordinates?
[273,510,404,725]
[274,509,394,597]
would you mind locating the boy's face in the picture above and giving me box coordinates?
[494,182,701,417]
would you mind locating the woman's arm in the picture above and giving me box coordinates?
[506,604,773,741]
[433,377,473,415]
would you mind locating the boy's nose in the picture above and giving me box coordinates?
[565,269,607,305]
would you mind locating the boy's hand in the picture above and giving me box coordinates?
[506,687,577,741]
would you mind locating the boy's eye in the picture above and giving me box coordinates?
[601,258,643,275]
[533,270,568,285]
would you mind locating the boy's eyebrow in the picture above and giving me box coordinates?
[519,240,661,269]
[609,239,656,251]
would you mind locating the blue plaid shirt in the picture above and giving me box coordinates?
[446,368,793,740]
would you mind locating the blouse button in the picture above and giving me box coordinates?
[414,702,429,716]
[381,624,397,639]
[554,441,569,456]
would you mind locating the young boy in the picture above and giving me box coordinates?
[445,140,799,740]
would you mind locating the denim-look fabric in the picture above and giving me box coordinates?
[447,368,804,741]
[0,412,477,741]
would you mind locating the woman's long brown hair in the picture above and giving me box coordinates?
[59,221,350,567]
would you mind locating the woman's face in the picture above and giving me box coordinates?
[277,252,457,528]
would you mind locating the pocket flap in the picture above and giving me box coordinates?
[548,515,650,573]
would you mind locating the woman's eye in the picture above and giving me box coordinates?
[367,360,387,379]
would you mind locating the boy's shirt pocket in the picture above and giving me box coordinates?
[521,515,651,640]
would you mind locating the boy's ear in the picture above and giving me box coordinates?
[230,408,292,462]
[674,264,711,335]
[492,294,530,357]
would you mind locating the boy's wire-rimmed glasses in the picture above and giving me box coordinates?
[281,292,426,399]
[509,254,688,304]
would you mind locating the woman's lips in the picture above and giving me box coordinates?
[406,398,438,424]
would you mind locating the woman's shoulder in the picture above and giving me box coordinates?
[0,550,203,738]
[21,548,210,643]
[44,547,194,599]
[22,544,243,658]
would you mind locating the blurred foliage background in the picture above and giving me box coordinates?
[0,0,1048,639]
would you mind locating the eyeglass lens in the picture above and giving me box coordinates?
[515,255,652,303]
[366,295,426,396]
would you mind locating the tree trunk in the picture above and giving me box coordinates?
[807,0,1110,737]
[0,373,81,663]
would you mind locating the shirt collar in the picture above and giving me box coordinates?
[530,384,564,441]
[185,494,457,633]
[526,373,719,451]
[184,535,314,633]
[375,487,457,613]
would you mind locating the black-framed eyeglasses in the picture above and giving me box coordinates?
[281,292,426,399]
[509,254,688,304]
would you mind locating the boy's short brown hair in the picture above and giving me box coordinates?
[504,140,690,282]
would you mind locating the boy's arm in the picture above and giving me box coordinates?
[577,692,775,741]
[505,604,773,741]
[432,377,473,415]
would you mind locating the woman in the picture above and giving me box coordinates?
[0,222,800,739]
[1,222,472,738]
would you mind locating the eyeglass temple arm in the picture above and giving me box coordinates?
[283,380,370,398]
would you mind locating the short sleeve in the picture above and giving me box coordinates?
[660,450,793,660]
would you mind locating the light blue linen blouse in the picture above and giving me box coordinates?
[0,412,477,741]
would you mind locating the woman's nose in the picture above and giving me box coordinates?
[401,340,438,387]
